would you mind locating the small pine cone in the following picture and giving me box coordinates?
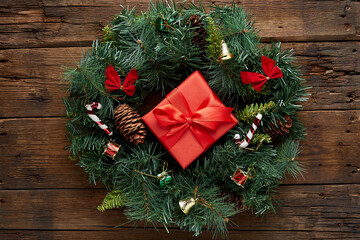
[220,192,244,209]
[114,104,146,145]
[188,15,208,52]
[265,115,293,139]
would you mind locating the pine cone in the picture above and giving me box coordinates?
[265,115,293,139]
[188,15,208,52]
[114,104,146,145]
[220,192,244,209]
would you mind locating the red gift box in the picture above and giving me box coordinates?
[142,71,238,169]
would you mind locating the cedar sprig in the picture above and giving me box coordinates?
[97,190,125,212]
[235,101,276,124]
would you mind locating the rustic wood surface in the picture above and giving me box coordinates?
[0,0,359,239]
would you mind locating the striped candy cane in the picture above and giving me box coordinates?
[85,102,113,136]
[234,113,262,148]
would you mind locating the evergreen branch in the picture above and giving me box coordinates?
[205,17,223,60]
[98,190,125,212]
[235,101,276,124]
[251,133,272,145]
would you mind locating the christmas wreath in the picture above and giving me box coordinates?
[63,1,309,236]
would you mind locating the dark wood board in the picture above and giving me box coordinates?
[0,42,359,118]
[1,185,359,232]
[1,229,359,240]
[0,0,359,49]
[0,0,359,239]
[0,110,359,188]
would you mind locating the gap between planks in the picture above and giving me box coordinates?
[0,109,357,120]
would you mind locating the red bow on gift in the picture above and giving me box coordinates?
[240,56,283,92]
[153,90,235,149]
[105,65,138,96]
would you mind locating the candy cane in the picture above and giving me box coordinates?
[234,113,262,148]
[85,102,113,136]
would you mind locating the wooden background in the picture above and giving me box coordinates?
[0,0,359,239]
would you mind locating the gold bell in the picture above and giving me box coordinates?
[219,40,233,60]
[179,198,197,214]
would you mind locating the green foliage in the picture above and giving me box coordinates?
[102,25,116,43]
[235,101,276,124]
[251,133,272,145]
[63,1,309,237]
[206,17,223,59]
[98,190,125,212]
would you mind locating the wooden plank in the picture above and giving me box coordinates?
[0,184,359,232]
[0,47,83,118]
[0,1,358,238]
[1,42,358,82]
[288,41,360,111]
[0,41,359,118]
[0,117,95,189]
[284,110,360,184]
[0,229,358,240]
[0,111,359,189]
[0,0,359,49]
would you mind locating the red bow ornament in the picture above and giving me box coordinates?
[105,65,138,96]
[153,91,235,150]
[240,56,283,92]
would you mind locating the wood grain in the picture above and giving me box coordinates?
[1,0,359,239]
[0,111,359,189]
[0,229,359,240]
[0,0,359,49]
[0,41,359,118]
[0,185,359,232]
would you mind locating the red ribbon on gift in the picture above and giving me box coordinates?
[153,90,235,149]
[240,56,283,92]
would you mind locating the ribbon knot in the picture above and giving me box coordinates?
[153,90,235,149]
[186,117,193,124]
